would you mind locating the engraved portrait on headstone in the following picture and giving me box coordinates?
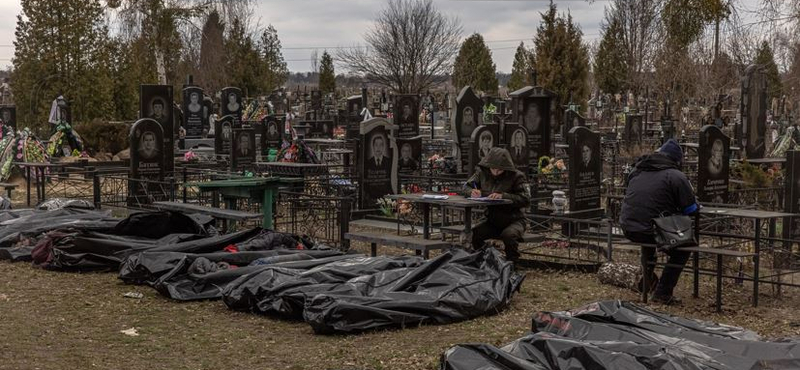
[140,84,174,173]
[568,126,601,212]
[394,94,420,138]
[359,118,398,208]
[221,87,243,126]
[698,125,730,203]
[182,87,204,137]
[397,138,421,173]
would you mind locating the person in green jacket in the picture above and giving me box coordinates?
[463,147,531,261]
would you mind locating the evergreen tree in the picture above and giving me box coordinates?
[593,16,627,94]
[507,42,535,91]
[755,41,783,102]
[12,0,114,133]
[532,3,590,108]
[199,10,227,94]
[452,33,498,94]
[225,18,264,96]
[318,51,336,94]
[260,25,289,92]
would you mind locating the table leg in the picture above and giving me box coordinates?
[716,254,723,313]
[641,249,649,303]
[463,207,473,250]
[224,197,236,233]
[26,166,31,206]
[263,187,274,230]
[754,218,761,307]
[693,252,699,298]
[422,203,430,240]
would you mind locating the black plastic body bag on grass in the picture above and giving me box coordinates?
[440,300,800,370]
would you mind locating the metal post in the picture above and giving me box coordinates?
[26,166,31,206]
[92,169,100,210]
[182,167,188,203]
[340,197,351,250]
[754,218,761,307]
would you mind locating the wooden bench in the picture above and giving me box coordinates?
[152,201,262,232]
[344,232,452,259]
[439,225,543,243]
[0,182,18,198]
[636,242,755,312]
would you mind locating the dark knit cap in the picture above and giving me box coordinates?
[658,139,683,165]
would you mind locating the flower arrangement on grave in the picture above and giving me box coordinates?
[0,128,48,181]
[183,150,198,162]
[377,197,396,217]
[242,100,270,122]
[333,126,345,140]
[46,121,84,157]
[0,122,12,140]
[538,156,567,174]
[770,126,799,158]
[276,139,321,164]
[482,102,496,124]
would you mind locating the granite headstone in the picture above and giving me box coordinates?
[359,118,398,208]
[394,94,420,138]
[697,125,730,203]
[182,86,204,137]
[568,126,602,212]
[140,84,174,173]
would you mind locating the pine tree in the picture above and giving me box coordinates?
[12,0,114,133]
[507,42,535,91]
[225,18,264,96]
[318,51,336,94]
[260,25,289,92]
[755,41,783,102]
[593,16,627,94]
[452,33,498,94]
[532,3,590,108]
[199,10,227,94]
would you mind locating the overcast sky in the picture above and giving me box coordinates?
[0,0,765,73]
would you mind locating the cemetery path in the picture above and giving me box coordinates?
[1,248,799,369]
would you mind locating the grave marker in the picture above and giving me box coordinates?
[567,126,602,212]
[468,124,500,174]
[140,84,174,173]
[221,87,243,126]
[697,125,730,203]
[455,86,483,171]
[359,118,398,208]
[394,94,420,138]
[504,123,529,171]
[625,114,644,145]
[397,137,422,173]
[214,115,234,156]
[510,86,556,165]
[231,128,256,172]
[182,86,204,137]
[129,118,165,205]
[741,65,768,158]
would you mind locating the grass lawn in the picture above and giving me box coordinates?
[1,244,800,370]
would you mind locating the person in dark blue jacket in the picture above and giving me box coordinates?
[620,139,699,304]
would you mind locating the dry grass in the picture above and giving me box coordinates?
[2,234,800,370]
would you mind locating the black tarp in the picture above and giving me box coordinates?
[119,249,347,301]
[0,208,119,261]
[223,248,524,334]
[440,300,800,370]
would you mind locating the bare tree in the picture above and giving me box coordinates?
[603,0,664,93]
[338,0,462,93]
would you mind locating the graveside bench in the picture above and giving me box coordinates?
[636,242,756,312]
[153,201,262,232]
[344,232,453,259]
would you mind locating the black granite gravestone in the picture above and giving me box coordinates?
[0,105,16,131]
[568,126,602,212]
[182,86,204,137]
[468,125,500,174]
[504,124,529,170]
[214,115,234,156]
[563,110,586,138]
[394,94,420,138]
[783,150,800,243]
[697,125,730,204]
[625,114,644,145]
[231,128,256,172]
[221,87,243,126]
[308,120,334,139]
[455,86,484,171]
[397,137,422,173]
[359,118,398,208]
[140,84,174,173]
[129,118,165,205]
[509,86,556,165]
[741,65,768,158]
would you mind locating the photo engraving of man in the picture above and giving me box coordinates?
[367,134,392,174]
[149,99,167,125]
[226,92,240,113]
[479,130,493,159]
[138,131,159,160]
[708,138,724,177]
[510,129,527,164]
[524,102,541,133]
[238,133,251,156]
[399,143,419,171]
[187,92,201,113]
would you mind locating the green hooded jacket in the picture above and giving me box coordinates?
[463,147,531,225]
